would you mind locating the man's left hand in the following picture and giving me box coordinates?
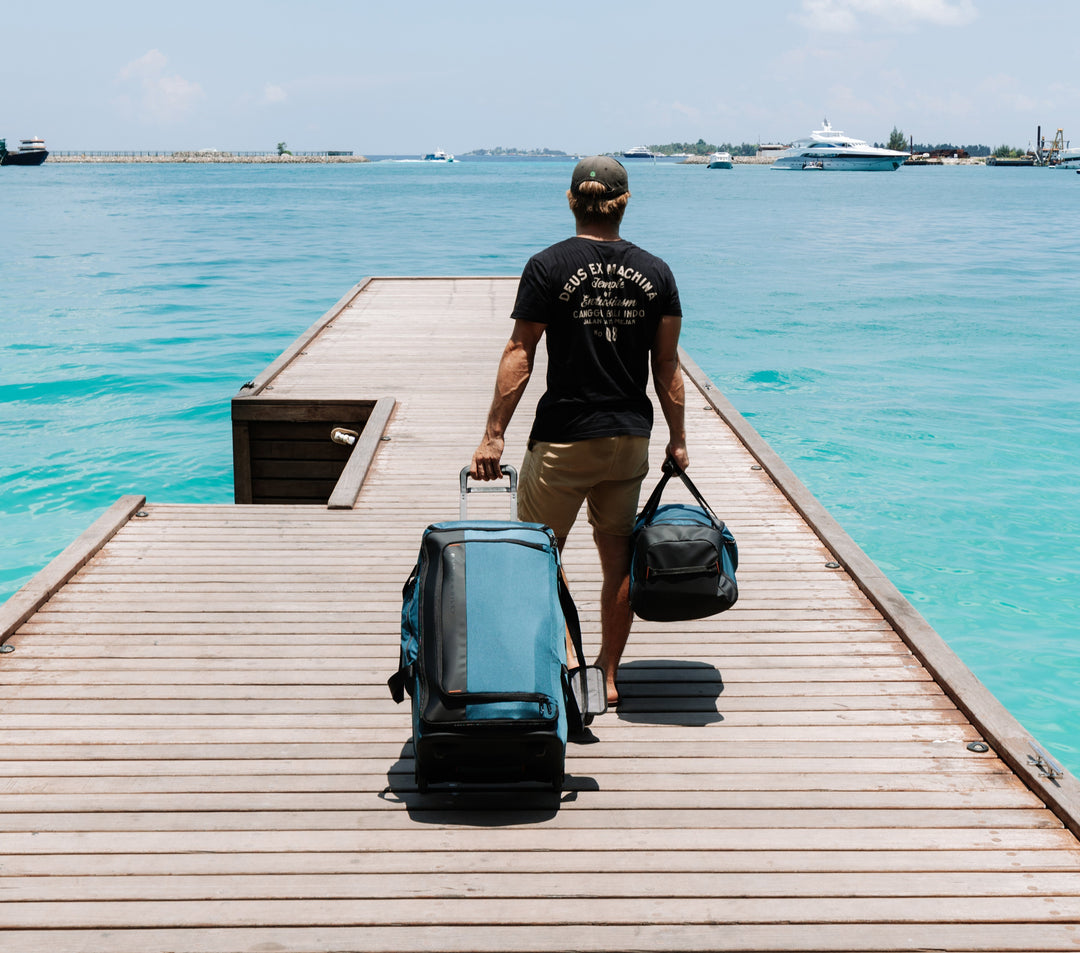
[666,440,689,471]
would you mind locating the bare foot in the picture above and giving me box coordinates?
[596,653,619,708]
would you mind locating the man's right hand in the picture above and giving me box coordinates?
[470,435,505,481]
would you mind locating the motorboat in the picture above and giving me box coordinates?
[622,146,655,159]
[706,151,733,169]
[1,136,48,166]
[771,121,907,171]
[422,149,455,162]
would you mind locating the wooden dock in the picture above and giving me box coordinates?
[2,276,1080,952]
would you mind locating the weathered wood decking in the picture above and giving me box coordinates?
[2,276,1080,952]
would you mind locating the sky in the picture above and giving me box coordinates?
[3,0,1077,154]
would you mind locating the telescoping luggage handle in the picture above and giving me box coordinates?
[459,465,517,520]
[638,455,722,528]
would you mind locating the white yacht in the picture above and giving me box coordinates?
[1,136,48,166]
[422,149,455,162]
[622,146,655,159]
[771,120,908,171]
[706,151,733,169]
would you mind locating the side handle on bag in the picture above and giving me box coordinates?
[387,666,413,704]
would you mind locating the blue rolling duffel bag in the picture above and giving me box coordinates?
[629,456,739,622]
[388,466,598,792]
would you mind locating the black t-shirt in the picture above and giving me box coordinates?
[511,237,682,442]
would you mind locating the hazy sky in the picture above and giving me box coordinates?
[3,0,1076,154]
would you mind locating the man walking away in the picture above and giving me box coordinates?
[471,155,688,707]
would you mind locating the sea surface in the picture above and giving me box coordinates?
[2,157,1078,770]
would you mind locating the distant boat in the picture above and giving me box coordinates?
[622,146,655,159]
[771,120,907,171]
[422,149,455,162]
[1,136,48,166]
[706,151,733,169]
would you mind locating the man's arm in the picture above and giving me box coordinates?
[651,314,689,470]
[470,319,546,481]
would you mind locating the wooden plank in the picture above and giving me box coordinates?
[0,771,1030,800]
[232,399,377,424]
[2,848,1077,877]
[0,787,1043,811]
[2,825,1075,854]
[231,420,253,503]
[2,870,1079,902]
[3,895,1080,929]
[0,806,1060,833]
[7,924,1080,953]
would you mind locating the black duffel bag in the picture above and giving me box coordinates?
[629,457,738,622]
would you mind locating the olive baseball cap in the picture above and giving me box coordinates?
[571,155,629,197]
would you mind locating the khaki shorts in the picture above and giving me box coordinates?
[517,435,650,539]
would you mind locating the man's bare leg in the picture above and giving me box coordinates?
[592,528,633,706]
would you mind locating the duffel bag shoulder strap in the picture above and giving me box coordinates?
[557,566,587,735]
[388,562,422,703]
[388,667,411,704]
[558,567,586,672]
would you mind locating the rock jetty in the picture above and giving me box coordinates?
[48,151,369,163]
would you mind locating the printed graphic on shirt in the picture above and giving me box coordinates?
[558,262,656,340]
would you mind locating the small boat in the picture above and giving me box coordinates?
[771,120,907,171]
[706,151,733,169]
[622,146,655,159]
[1,136,48,166]
[422,149,455,162]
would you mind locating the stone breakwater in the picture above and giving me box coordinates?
[48,152,370,163]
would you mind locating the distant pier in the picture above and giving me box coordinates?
[47,151,370,163]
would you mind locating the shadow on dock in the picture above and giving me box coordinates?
[382,745,600,823]
[615,659,725,726]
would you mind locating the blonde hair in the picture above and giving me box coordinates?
[567,179,630,224]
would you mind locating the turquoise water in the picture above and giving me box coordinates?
[2,159,1078,769]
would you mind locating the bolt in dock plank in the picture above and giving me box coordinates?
[2,277,1079,952]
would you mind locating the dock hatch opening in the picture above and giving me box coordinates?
[232,397,388,506]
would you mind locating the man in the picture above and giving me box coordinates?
[470,155,687,707]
